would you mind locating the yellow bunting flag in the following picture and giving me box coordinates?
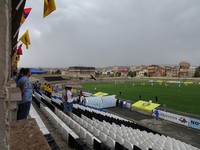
[15,54,20,62]
[44,0,56,18]
[13,51,20,64]
[19,30,31,49]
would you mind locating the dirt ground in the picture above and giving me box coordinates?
[10,118,51,150]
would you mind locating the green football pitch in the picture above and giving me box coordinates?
[81,81,200,116]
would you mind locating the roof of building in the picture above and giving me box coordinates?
[68,66,95,70]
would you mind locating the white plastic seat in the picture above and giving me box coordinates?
[123,135,130,141]
[106,136,115,148]
[62,126,73,141]
[80,127,87,139]
[124,140,133,150]
[69,119,76,129]
[57,122,66,134]
[135,137,143,144]
[52,115,62,129]
[72,113,76,120]
[88,124,93,133]
[97,125,103,131]
[99,132,107,143]
[116,135,124,145]
[86,132,94,146]
[103,127,109,135]
[81,114,86,120]
[130,138,139,147]
[143,140,152,149]
[109,131,116,140]
[85,117,90,123]
[93,127,100,137]
[139,142,148,150]
[116,131,123,137]
[74,115,80,123]
[110,127,116,133]
[63,115,70,125]
[152,143,163,150]
[122,132,129,137]
[87,118,93,125]
[78,118,84,126]
[93,122,98,128]
[163,147,171,150]
[54,108,60,117]
[59,111,64,120]
[74,123,81,134]
[83,120,88,129]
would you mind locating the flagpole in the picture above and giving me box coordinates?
[12,42,19,50]
[13,25,21,38]
[16,0,24,10]
[12,0,24,18]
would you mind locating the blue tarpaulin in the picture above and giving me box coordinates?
[30,68,47,74]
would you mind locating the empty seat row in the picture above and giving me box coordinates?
[54,108,110,150]
[29,104,50,135]
[35,99,90,149]
[79,113,200,150]
[73,104,161,136]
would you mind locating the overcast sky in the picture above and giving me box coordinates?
[18,0,200,68]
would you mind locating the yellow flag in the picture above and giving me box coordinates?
[13,51,20,63]
[16,54,20,62]
[20,30,31,49]
[12,51,18,68]
[44,0,56,18]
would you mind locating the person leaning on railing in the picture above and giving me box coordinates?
[17,68,33,120]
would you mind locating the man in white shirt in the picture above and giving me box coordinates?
[62,86,74,117]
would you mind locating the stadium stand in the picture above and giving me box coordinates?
[43,76,66,82]
[33,91,200,150]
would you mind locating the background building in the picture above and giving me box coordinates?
[63,66,96,79]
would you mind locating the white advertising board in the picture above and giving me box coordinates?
[188,118,200,130]
[153,109,189,127]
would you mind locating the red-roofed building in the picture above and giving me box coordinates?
[117,69,129,76]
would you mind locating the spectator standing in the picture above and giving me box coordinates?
[62,86,75,117]
[116,98,119,106]
[17,68,33,120]
[43,83,48,95]
[12,71,18,81]
[79,90,85,104]
[65,86,74,117]
[15,68,25,87]
[155,96,158,103]
[49,85,53,98]
[139,94,142,100]
[62,87,68,113]
[119,90,122,96]
[120,100,123,108]
[34,80,40,93]
[123,100,127,108]
[47,85,52,98]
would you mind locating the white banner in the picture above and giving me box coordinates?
[188,118,200,130]
[153,109,189,126]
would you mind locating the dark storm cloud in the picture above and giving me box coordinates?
[19,0,200,68]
